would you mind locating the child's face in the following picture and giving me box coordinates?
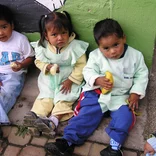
[0,20,14,42]
[98,34,126,59]
[45,26,70,49]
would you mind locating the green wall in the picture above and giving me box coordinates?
[26,0,156,68]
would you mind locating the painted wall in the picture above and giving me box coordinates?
[57,0,156,67]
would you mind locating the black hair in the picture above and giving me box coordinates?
[38,11,74,47]
[0,4,14,24]
[94,18,124,45]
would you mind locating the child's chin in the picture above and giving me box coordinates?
[0,37,8,42]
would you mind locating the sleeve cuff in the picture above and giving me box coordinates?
[88,75,101,87]
[147,137,156,151]
[42,64,49,75]
[68,75,82,85]
[129,91,145,99]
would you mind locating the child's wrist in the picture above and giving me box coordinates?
[46,64,53,72]
[20,63,24,69]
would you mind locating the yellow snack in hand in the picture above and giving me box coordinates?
[50,64,58,75]
[125,99,142,116]
[101,71,114,94]
[10,62,18,68]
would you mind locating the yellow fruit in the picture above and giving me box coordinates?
[50,64,58,75]
[101,71,114,94]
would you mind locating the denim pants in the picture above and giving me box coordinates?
[0,73,25,124]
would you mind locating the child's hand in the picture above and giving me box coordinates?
[60,79,73,94]
[46,64,60,73]
[127,93,140,111]
[95,76,113,90]
[144,141,155,155]
[11,62,23,72]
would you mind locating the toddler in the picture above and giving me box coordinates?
[24,11,89,136]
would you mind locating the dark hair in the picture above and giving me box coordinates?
[38,11,73,47]
[94,18,124,45]
[0,4,14,24]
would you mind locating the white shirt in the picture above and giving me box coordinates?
[0,31,34,74]
[82,46,149,112]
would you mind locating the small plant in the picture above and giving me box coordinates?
[15,125,29,138]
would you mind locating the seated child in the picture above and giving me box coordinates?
[0,5,34,129]
[144,132,156,156]
[44,18,149,156]
[23,11,88,136]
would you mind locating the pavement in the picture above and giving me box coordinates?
[0,61,155,156]
[0,125,145,156]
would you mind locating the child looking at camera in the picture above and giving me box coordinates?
[24,11,88,136]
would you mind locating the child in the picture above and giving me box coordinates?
[0,4,34,126]
[144,133,156,156]
[44,18,149,156]
[23,11,89,136]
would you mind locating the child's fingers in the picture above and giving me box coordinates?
[102,85,112,90]
[131,102,138,109]
[102,78,113,86]
[60,84,70,94]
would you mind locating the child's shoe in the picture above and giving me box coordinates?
[23,111,38,127]
[34,118,56,133]
[100,145,123,156]
[45,138,74,156]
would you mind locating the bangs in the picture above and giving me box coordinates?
[45,20,68,32]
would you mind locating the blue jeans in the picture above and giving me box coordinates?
[0,73,25,124]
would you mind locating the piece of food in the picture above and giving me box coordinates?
[125,99,142,116]
[10,62,18,68]
[50,64,58,75]
[101,71,114,94]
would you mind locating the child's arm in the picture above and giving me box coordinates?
[35,59,47,72]
[83,52,109,88]
[127,53,149,110]
[11,57,34,72]
[68,54,87,85]
[35,59,59,74]
[129,54,149,99]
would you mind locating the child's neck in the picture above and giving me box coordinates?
[120,44,128,58]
